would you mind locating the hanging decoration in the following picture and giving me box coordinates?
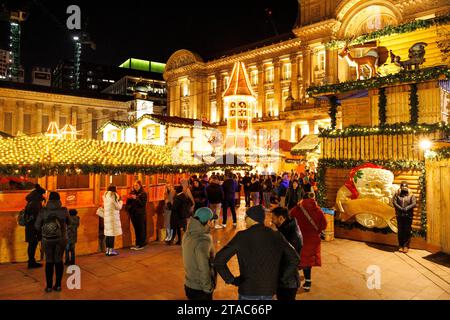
[378,87,387,126]
[409,83,419,125]
[325,14,450,50]
[389,42,427,71]
[307,65,450,96]
[328,96,338,130]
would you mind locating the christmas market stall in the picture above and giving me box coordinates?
[308,14,450,252]
[0,135,245,263]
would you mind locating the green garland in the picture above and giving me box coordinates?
[378,87,387,126]
[316,158,427,237]
[409,83,419,125]
[0,163,252,178]
[325,14,450,49]
[319,122,450,138]
[426,146,450,161]
[328,96,338,130]
[306,66,450,96]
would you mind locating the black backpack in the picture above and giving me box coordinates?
[41,212,62,239]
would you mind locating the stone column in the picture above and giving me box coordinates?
[301,45,311,100]
[326,47,338,84]
[53,105,61,126]
[290,54,299,100]
[16,100,24,135]
[35,103,43,135]
[308,120,316,135]
[274,59,282,116]
[71,106,78,127]
[216,72,224,121]
[257,62,265,118]
[86,108,94,139]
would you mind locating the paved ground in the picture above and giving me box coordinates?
[1,205,449,300]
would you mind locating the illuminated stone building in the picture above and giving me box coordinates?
[163,0,449,162]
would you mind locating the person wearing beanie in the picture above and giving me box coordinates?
[24,184,46,269]
[214,205,300,300]
[392,181,417,253]
[34,191,70,293]
[65,209,80,265]
[182,207,217,300]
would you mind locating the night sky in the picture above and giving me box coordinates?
[0,0,299,74]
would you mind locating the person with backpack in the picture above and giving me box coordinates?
[65,209,80,265]
[34,192,70,292]
[24,184,46,269]
[182,207,218,300]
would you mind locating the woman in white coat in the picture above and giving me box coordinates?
[103,185,123,256]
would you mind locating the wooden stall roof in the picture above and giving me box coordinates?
[291,134,320,155]
[0,136,205,177]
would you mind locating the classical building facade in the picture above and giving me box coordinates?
[163,0,449,145]
[0,82,129,139]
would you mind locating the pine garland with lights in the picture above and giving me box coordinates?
[306,66,450,96]
[409,83,419,125]
[0,136,251,177]
[325,14,450,49]
[425,146,450,161]
[378,87,387,126]
[328,96,338,130]
[319,122,450,138]
[316,158,427,237]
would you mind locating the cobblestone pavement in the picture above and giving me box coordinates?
[1,205,449,300]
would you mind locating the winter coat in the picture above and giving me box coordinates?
[34,200,70,241]
[278,179,290,197]
[214,223,300,296]
[126,188,147,216]
[392,190,417,218]
[242,176,252,191]
[222,178,237,200]
[24,189,45,242]
[164,187,176,211]
[249,180,261,193]
[67,215,80,244]
[206,182,224,204]
[277,218,303,288]
[182,217,216,293]
[191,185,208,210]
[103,191,123,237]
[291,199,327,268]
[285,186,304,210]
[171,192,194,229]
[262,179,273,193]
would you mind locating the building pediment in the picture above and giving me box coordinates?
[293,19,341,42]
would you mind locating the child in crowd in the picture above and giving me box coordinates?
[65,209,80,265]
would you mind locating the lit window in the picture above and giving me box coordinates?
[251,70,258,86]
[265,67,274,83]
[266,93,274,116]
[282,90,290,109]
[210,101,217,122]
[182,82,189,97]
[318,52,325,71]
[224,76,230,89]
[210,79,217,94]
[283,63,291,80]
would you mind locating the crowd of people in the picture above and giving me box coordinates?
[21,169,417,300]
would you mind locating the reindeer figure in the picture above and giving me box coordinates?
[339,42,388,80]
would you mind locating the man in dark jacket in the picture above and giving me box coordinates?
[25,184,46,269]
[214,205,300,300]
[392,181,417,253]
[206,176,224,229]
[278,173,290,207]
[126,180,148,250]
[219,172,238,228]
[272,207,303,300]
[170,186,194,245]
[242,172,252,207]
